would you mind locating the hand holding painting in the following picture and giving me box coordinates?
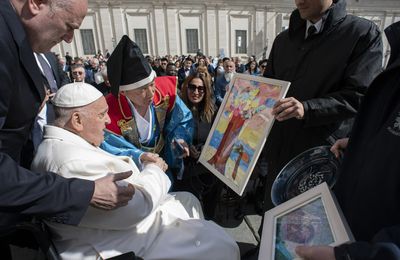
[199,74,291,195]
[295,245,335,260]
[259,183,353,260]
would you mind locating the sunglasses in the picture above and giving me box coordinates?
[72,71,84,75]
[188,84,205,93]
[261,64,267,68]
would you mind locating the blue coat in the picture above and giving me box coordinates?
[214,75,230,106]
[101,77,194,181]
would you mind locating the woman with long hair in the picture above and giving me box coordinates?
[196,65,214,94]
[180,73,220,219]
[244,60,260,75]
[181,73,216,150]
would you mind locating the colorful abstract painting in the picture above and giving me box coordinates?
[199,74,290,195]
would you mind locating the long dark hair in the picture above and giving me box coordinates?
[247,60,258,74]
[181,73,215,123]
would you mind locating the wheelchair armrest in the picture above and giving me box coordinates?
[16,220,61,260]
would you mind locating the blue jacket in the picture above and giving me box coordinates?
[214,75,230,107]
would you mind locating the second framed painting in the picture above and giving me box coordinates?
[258,182,354,260]
[198,73,290,195]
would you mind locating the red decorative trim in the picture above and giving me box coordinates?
[105,76,178,135]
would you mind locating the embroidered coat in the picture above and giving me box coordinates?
[102,76,193,179]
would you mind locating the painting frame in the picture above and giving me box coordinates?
[198,73,290,195]
[259,182,354,260]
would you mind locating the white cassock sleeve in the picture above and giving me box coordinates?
[57,160,171,230]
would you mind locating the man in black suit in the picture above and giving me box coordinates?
[30,52,71,154]
[44,52,71,88]
[177,58,195,89]
[65,52,73,66]
[0,0,135,252]
[296,20,400,260]
[156,57,168,76]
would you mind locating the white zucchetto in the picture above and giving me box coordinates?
[52,82,103,108]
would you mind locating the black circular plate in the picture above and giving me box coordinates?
[271,145,341,206]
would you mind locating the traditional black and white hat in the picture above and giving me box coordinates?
[107,35,156,96]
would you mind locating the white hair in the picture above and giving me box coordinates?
[53,105,88,128]
[50,0,73,11]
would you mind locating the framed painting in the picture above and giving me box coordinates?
[198,73,290,195]
[259,182,354,260]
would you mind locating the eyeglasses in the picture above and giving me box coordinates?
[188,84,205,93]
[72,71,84,76]
[261,64,267,68]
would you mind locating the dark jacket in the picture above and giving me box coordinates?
[156,67,167,77]
[177,67,195,89]
[0,0,93,232]
[262,0,383,193]
[181,107,220,219]
[44,52,70,88]
[333,21,400,260]
[214,75,230,107]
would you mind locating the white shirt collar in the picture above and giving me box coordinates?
[127,99,153,143]
[305,19,323,38]
[33,53,50,74]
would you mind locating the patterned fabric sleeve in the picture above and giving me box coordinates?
[101,131,145,168]
[163,95,194,179]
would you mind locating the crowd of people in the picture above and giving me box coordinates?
[56,47,269,99]
[1,0,400,259]
[53,41,271,220]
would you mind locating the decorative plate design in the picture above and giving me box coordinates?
[271,146,341,206]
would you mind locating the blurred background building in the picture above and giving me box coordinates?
[52,0,400,64]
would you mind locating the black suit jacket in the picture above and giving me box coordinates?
[177,67,194,89]
[44,52,70,88]
[0,0,93,232]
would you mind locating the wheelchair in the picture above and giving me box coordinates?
[1,219,141,260]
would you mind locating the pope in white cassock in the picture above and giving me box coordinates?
[31,82,240,260]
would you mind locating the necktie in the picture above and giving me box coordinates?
[307,25,317,38]
[36,54,58,93]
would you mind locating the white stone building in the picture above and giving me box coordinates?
[53,0,400,63]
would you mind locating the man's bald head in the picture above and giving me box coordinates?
[12,0,88,52]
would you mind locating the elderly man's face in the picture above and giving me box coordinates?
[295,0,332,22]
[72,67,85,82]
[123,81,156,110]
[80,97,110,146]
[224,61,235,73]
[90,58,99,69]
[25,0,88,53]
